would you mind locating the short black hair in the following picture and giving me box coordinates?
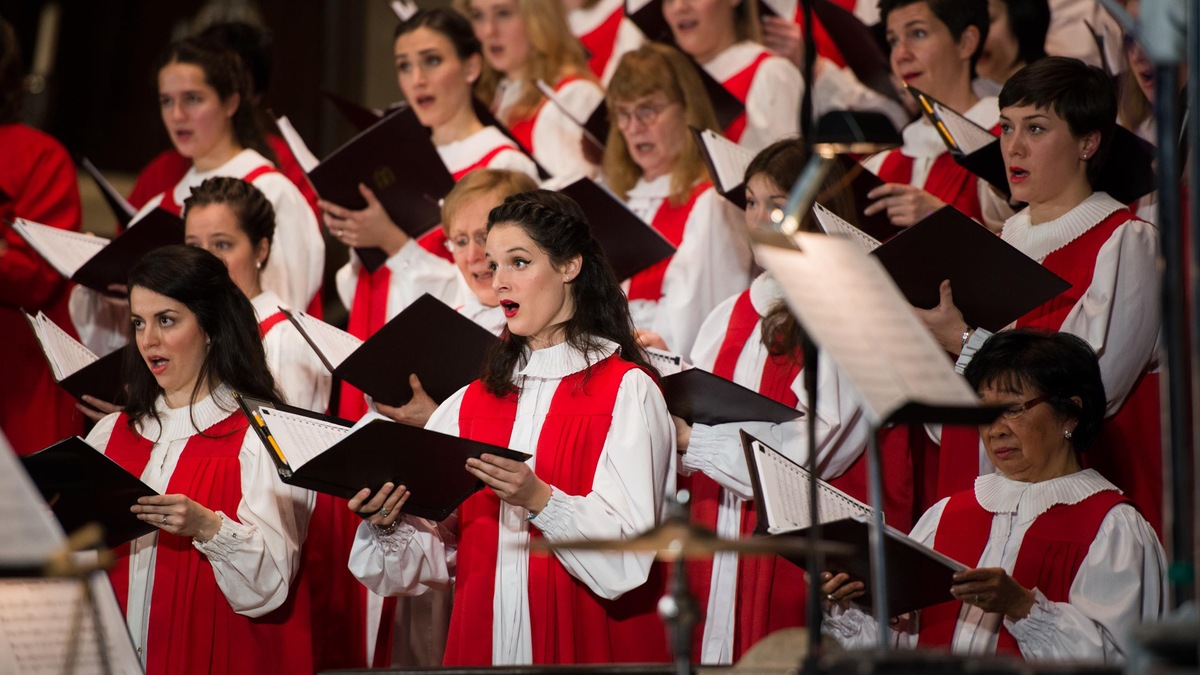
[964,329,1107,453]
[879,0,990,75]
[999,57,1116,185]
[998,0,1050,68]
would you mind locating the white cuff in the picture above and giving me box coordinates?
[1003,588,1058,651]
[527,486,573,537]
[680,423,721,474]
[370,516,420,555]
[192,511,256,560]
[955,327,994,374]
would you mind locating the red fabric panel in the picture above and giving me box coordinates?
[627,182,710,301]
[720,52,773,143]
[339,265,392,420]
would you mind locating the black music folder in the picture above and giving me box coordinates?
[79,156,137,228]
[559,178,678,281]
[13,208,184,294]
[811,0,899,103]
[24,310,128,404]
[908,85,1157,204]
[662,368,803,426]
[869,205,1071,332]
[289,293,498,407]
[21,437,158,548]
[825,156,906,243]
[238,396,531,521]
[322,90,387,132]
[739,429,965,616]
[307,108,456,271]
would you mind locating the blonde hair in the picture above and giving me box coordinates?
[602,43,719,205]
[441,168,539,232]
[457,0,594,123]
[732,0,762,43]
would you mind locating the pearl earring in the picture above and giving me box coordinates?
[256,261,263,270]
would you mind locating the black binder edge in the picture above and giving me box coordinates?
[739,429,774,536]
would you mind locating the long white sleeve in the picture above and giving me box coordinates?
[253,292,331,413]
[529,78,605,181]
[251,171,325,311]
[738,55,803,153]
[348,510,458,597]
[634,188,752,357]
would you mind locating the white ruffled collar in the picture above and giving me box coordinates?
[516,338,619,379]
[973,468,1119,525]
[136,383,238,444]
[626,173,673,200]
[748,272,785,317]
[1000,192,1125,262]
[900,96,998,160]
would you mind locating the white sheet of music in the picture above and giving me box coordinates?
[0,576,142,675]
[811,204,881,253]
[751,440,873,534]
[645,347,685,375]
[11,219,107,280]
[275,115,320,174]
[760,0,797,19]
[287,309,363,371]
[932,100,997,154]
[697,128,756,195]
[25,311,100,382]
[390,0,418,20]
[755,236,981,426]
[259,407,351,471]
[0,434,64,570]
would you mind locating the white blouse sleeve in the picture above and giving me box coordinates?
[263,321,332,413]
[683,352,870,499]
[346,388,468,596]
[487,148,541,180]
[531,79,605,181]
[1005,504,1167,662]
[652,190,752,357]
[739,56,803,153]
[529,368,676,599]
[1057,220,1160,413]
[254,174,326,311]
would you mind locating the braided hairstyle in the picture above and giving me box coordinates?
[183,176,277,265]
[480,190,655,396]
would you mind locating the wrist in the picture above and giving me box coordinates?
[1005,589,1037,621]
[527,483,552,517]
[195,511,223,543]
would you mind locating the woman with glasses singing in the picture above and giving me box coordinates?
[600,43,752,358]
[821,329,1166,662]
[916,58,1162,534]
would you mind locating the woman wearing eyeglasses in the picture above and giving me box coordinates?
[821,329,1166,663]
[601,43,752,359]
[917,58,1162,534]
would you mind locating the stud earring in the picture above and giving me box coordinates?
[1064,428,1073,440]
[256,261,263,270]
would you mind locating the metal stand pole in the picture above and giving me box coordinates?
[659,554,697,675]
[801,330,825,673]
[864,428,890,652]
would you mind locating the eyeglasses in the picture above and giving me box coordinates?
[443,231,488,253]
[998,393,1053,420]
[614,101,677,128]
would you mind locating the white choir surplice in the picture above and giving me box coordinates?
[494,77,605,182]
[85,385,313,656]
[456,289,507,336]
[702,42,802,153]
[822,469,1167,662]
[862,96,1012,232]
[567,0,646,85]
[334,125,537,323]
[682,273,871,663]
[251,290,330,413]
[348,339,675,665]
[71,150,326,356]
[622,175,752,358]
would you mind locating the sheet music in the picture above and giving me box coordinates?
[755,236,981,426]
[11,219,108,279]
[751,440,873,534]
[390,0,418,20]
[697,129,756,195]
[26,311,100,382]
[645,347,685,376]
[0,432,64,571]
[275,115,320,174]
[931,101,996,154]
[811,204,881,253]
[288,310,363,371]
[0,577,142,675]
[259,407,351,471]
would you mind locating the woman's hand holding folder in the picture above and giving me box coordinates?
[349,481,411,532]
[320,183,410,256]
[375,374,439,428]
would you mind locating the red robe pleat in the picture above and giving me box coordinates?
[445,354,670,665]
[104,412,312,674]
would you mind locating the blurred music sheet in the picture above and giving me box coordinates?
[755,236,991,426]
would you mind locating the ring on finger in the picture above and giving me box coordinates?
[826,593,836,602]
[974,594,981,605]
[378,508,390,519]
[161,514,168,525]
